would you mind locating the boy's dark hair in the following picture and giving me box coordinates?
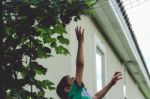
[56,75,69,99]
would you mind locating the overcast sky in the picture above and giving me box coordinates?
[124,0,150,73]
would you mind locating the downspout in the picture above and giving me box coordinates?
[122,62,127,99]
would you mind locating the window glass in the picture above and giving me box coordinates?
[96,48,103,91]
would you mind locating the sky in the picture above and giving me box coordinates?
[124,0,150,73]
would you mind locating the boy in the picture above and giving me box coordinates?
[56,26,122,99]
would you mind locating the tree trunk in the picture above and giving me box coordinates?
[0,1,5,98]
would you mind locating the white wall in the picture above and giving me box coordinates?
[37,16,145,99]
[126,72,145,99]
[94,20,124,99]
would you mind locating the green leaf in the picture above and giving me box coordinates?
[9,89,23,99]
[86,9,95,16]
[43,34,52,43]
[37,27,53,36]
[55,45,70,55]
[50,42,57,48]
[20,66,28,78]
[37,27,46,34]
[37,46,51,59]
[28,0,40,5]
[57,35,69,45]
[31,62,47,75]
[37,91,45,97]
[54,23,67,34]
[42,80,55,91]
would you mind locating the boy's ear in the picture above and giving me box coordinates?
[64,87,70,92]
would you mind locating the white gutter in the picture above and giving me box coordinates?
[93,0,150,98]
[110,0,150,87]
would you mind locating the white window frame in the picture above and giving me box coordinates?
[94,34,106,92]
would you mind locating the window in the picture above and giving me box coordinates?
[95,34,105,92]
[96,47,103,91]
[96,48,103,91]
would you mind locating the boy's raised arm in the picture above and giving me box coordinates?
[93,72,122,99]
[75,26,84,86]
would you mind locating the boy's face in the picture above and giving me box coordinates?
[64,75,75,93]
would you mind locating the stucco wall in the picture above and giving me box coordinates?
[126,72,145,99]
[37,16,145,99]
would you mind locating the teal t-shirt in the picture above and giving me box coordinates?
[68,80,92,99]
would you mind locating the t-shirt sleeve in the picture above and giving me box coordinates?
[68,80,84,99]
[74,80,84,89]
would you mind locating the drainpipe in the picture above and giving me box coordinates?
[122,62,127,99]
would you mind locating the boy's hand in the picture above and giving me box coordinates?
[75,26,84,43]
[110,72,122,86]
[93,72,122,99]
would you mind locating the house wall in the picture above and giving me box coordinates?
[126,72,145,99]
[37,16,145,99]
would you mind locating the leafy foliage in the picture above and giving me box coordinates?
[0,0,95,98]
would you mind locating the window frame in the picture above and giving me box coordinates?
[94,34,106,92]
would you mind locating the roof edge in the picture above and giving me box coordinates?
[116,0,150,82]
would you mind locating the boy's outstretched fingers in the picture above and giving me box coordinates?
[75,26,84,42]
[110,71,122,85]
